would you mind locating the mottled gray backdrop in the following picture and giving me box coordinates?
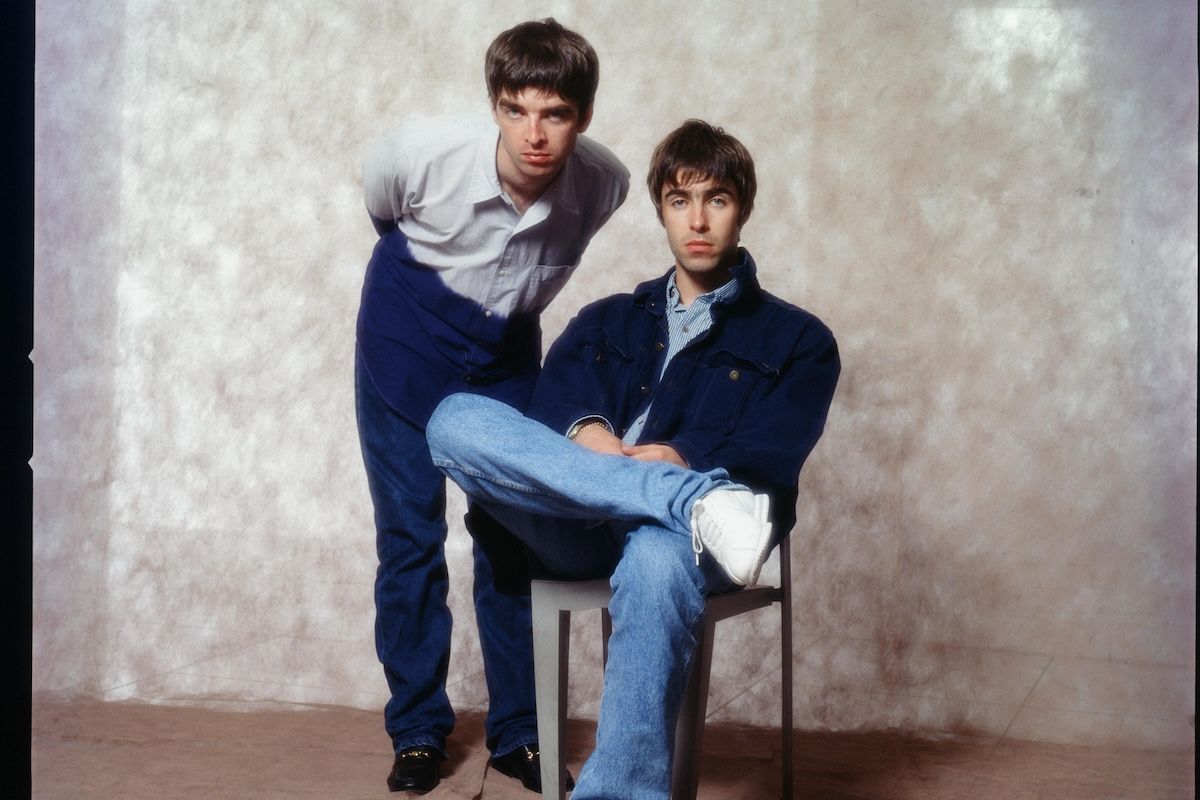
[34,0,1196,748]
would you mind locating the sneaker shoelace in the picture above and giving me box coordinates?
[690,501,705,566]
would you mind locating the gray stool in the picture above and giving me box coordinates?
[530,537,794,800]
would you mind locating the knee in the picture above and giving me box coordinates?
[426,392,476,455]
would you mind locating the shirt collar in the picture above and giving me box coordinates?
[465,125,503,204]
[548,151,582,215]
[635,248,759,313]
[665,268,742,312]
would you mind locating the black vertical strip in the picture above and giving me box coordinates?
[2,2,35,796]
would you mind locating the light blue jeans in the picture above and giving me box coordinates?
[427,393,737,800]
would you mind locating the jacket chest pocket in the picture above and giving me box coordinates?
[694,348,779,432]
[578,326,635,402]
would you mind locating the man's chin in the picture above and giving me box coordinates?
[677,257,722,274]
[520,161,561,176]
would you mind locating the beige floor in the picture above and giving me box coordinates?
[31,694,1194,799]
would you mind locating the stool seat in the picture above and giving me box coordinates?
[530,537,795,799]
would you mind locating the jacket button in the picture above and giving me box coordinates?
[729,369,740,381]
[464,375,474,384]
[640,385,650,395]
[655,341,664,351]
[595,353,606,363]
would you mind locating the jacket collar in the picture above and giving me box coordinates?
[633,248,761,316]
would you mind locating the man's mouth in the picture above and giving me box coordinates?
[684,240,712,253]
[523,152,553,164]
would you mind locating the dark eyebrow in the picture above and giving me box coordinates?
[498,97,577,117]
[664,184,733,201]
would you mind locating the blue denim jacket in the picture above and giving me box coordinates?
[528,250,841,537]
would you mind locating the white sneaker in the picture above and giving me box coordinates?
[689,488,773,586]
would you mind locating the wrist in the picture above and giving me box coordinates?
[566,417,615,441]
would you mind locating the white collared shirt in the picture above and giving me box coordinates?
[363,112,629,316]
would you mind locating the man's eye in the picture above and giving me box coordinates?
[710,197,727,207]
[505,108,522,119]
[671,199,687,208]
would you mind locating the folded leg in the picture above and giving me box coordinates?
[427,393,731,537]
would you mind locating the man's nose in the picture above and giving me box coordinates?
[689,206,708,231]
[526,117,546,144]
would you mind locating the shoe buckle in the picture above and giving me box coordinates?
[400,748,435,760]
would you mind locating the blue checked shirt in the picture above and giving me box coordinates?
[620,272,741,445]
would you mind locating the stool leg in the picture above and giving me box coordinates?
[780,595,794,799]
[601,607,613,668]
[780,548,794,800]
[533,596,570,800]
[670,616,717,800]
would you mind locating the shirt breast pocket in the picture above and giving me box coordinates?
[516,263,574,313]
[694,348,780,433]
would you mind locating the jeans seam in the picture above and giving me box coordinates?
[681,604,705,686]
[432,458,559,498]
[492,735,540,759]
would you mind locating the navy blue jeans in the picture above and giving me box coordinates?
[355,350,537,758]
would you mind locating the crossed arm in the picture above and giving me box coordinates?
[571,423,688,467]
[530,297,840,500]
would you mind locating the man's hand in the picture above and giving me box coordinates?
[572,423,626,456]
[622,443,688,467]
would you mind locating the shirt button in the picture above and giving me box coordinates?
[484,310,493,318]
[729,369,740,381]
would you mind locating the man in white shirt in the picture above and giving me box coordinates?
[355,18,629,794]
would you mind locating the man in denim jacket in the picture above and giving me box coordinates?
[427,119,839,799]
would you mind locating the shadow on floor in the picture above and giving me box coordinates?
[31,693,1195,799]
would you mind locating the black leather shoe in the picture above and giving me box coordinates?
[387,747,443,794]
[490,744,574,793]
